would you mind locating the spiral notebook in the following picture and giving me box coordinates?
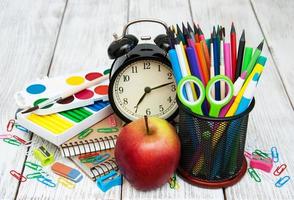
[60,114,123,157]
[70,149,118,181]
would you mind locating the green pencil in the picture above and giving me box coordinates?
[245,40,264,78]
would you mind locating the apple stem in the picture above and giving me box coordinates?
[144,115,150,135]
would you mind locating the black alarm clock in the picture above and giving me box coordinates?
[107,19,178,122]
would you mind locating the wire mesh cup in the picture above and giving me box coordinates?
[176,97,255,188]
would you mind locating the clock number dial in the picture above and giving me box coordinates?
[112,59,177,121]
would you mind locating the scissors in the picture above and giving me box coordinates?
[177,75,234,117]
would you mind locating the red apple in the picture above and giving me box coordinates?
[115,116,180,190]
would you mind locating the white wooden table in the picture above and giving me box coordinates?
[1,0,293,199]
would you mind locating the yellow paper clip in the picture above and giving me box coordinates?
[57,177,75,189]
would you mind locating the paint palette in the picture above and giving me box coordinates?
[16,100,113,145]
[14,67,110,115]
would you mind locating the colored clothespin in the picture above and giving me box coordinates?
[26,172,43,179]
[0,134,12,139]
[275,176,290,188]
[15,124,29,133]
[271,146,279,163]
[78,128,93,139]
[273,164,287,176]
[25,161,43,171]
[3,138,21,146]
[57,177,76,189]
[248,168,261,182]
[10,170,27,182]
[96,170,122,192]
[97,127,119,133]
[250,155,273,173]
[7,119,15,132]
[33,146,55,166]
[37,177,56,187]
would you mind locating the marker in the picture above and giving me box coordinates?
[246,40,264,79]
[242,47,253,73]
[230,22,237,82]
[235,30,245,80]
[235,73,259,114]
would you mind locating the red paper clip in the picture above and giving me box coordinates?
[13,135,28,145]
[244,151,252,159]
[10,170,27,182]
[7,119,15,132]
[0,134,13,139]
[78,152,100,160]
[273,164,287,176]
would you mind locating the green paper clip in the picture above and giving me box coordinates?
[26,172,43,179]
[78,128,93,139]
[248,168,261,182]
[80,156,97,163]
[33,146,55,166]
[3,138,21,146]
[253,149,269,159]
[25,161,43,171]
[97,127,119,133]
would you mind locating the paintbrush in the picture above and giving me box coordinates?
[21,74,109,114]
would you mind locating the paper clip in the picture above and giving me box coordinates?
[96,170,122,192]
[273,164,287,176]
[244,151,252,159]
[25,161,43,171]
[78,128,93,139]
[10,170,27,182]
[254,149,269,159]
[271,146,279,163]
[7,119,15,132]
[26,172,43,179]
[3,138,21,146]
[108,115,117,127]
[168,174,180,189]
[275,176,290,188]
[13,135,29,145]
[97,128,119,133]
[33,146,55,166]
[78,152,100,160]
[57,177,75,189]
[248,168,261,182]
[37,177,56,187]
[0,134,12,139]
[15,124,29,133]
[93,153,111,164]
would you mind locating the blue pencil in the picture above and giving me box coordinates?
[213,27,220,100]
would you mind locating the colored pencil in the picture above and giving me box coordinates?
[187,22,195,42]
[213,26,221,100]
[193,22,200,43]
[176,24,186,45]
[245,40,264,79]
[210,36,215,98]
[198,25,211,69]
[241,47,253,73]
[235,30,245,80]
[196,43,209,85]
[224,43,232,80]
[230,23,237,82]
[219,30,225,99]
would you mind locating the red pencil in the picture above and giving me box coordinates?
[230,22,237,82]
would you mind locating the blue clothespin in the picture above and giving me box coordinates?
[96,170,122,192]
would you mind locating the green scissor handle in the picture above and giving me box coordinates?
[177,76,205,115]
[206,75,234,117]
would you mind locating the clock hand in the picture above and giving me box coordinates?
[150,82,174,91]
[134,87,151,113]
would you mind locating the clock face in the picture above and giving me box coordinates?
[110,59,178,122]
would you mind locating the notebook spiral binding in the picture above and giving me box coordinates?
[60,135,117,157]
[90,158,118,181]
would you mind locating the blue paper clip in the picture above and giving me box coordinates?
[271,146,279,163]
[248,168,261,182]
[275,176,290,188]
[92,153,110,165]
[15,124,29,133]
[96,170,122,192]
[37,177,56,187]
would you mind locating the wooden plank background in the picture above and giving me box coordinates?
[0,0,293,199]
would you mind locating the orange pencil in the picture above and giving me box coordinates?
[201,40,210,72]
[195,43,209,85]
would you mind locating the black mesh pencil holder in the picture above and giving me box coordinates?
[176,98,255,188]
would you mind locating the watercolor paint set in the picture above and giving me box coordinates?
[16,100,113,146]
[14,67,110,115]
